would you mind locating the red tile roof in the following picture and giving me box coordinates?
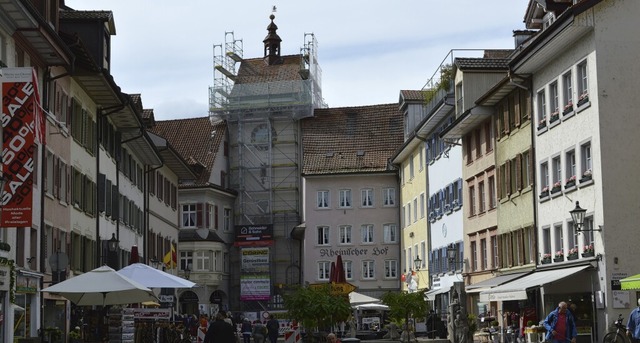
[235,54,304,84]
[302,104,403,175]
[149,117,226,187]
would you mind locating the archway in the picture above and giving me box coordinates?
[179,290,200,316]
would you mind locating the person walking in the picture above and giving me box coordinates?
[627,299,640,343]
[543,301,577,343]
[241,319,253,343]
[266,315,280,343]
[204,312,236,343]
[252,321,267,343]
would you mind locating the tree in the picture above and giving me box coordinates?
[283,285,352,334]
[381,290,429,343]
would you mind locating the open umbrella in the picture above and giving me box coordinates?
[41,265,158,306]
[335,255,346,283]
[118,263,196,288]
[620,274,640,290]
[349,292,381,305]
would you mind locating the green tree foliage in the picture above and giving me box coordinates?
[381,290,429,331]
[283,285,352,332]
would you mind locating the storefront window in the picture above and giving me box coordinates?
[13,293,27,339]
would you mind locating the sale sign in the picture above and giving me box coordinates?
[1,67,43,227]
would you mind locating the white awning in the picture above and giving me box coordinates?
[466,272,528,294]
[425,286,451,301]
[479,265,591,302]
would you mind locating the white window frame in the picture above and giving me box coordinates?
[578,60,588,97]
[318,261,330,281]
[361,224,374,244]
[581,142,592,175]
[223,208,231,231]
[537,90,547,124]
[344,260,353,280]
[182,204,196,228]
[317,226,329,245]
[193,250,210,271]
[383,224,397,243]
[362,260,375,279]
[550,81,559,114]
[361,188,374,208]
[563,71,573,107]
[383,188,396,206]
[317,190,330,208]
[384,260,398,278]
[339,189,352,208]
[566,150,576,181]
[339,225,352,244]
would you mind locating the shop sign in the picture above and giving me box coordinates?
[132,308,171,320]
[610,272,628,291]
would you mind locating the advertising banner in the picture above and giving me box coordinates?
[234,224,273,246]
[240,274,271,301]
[241,247,270,273]
[1,67,43,227]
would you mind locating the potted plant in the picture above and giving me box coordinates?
[565,175,577,188]
[563,101,574,114]
[582,243,595,257]
[538,117,547,130]
[553,250,564,262]
[580,169,592,183]
[550,110,560,123]
[541,253,552,264]
[577,92,589,106]
[567,247,579,260]
[69,327,83,343]
[551,181,562,194]
[539,186,550,199]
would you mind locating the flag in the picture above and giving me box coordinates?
[163,244,177,269]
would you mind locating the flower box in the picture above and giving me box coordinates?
[539,190,549,199]
[541,257,551,264]
[565,181,576,189]
[553,256,564,262]
[563,102,574,114]
[577,93,589,107]
[551,186,562,194]
[567,253,579,261]
[581,252,594,258]
[550,111,560,123]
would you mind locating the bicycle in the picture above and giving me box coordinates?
[603,314,629,343]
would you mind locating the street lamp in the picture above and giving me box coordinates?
[413,255,422,271]
[446,243,463,269]
[184,263,192,279]
[107,233,119,269]
[570,201,601,232]
[149,257,160,269]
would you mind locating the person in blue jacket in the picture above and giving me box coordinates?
[627,299,640,343]
[543,301,577,343]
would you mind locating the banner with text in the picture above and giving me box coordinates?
[1,67,43,227]
[241,247,270,273]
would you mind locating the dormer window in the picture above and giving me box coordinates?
[543,12,556,29]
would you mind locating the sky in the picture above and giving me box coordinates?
[64,1,529,121]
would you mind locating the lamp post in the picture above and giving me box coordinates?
[107,233,119,269]
[447,243,463,269]
[150,257,160,269]
[413,255,422,271]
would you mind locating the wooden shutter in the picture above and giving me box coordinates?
[516,154,522,191]
[196,203,204,228]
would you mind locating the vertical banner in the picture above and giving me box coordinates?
[1,67,43,227]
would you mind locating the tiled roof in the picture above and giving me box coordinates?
[235,54,303,85]
[302,104,403,175]
[400,90,426,102]
[149,117,226,187]
[455,57,510,70]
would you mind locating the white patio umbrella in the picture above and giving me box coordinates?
[41,265,158,306]
[118,263,196,289]
[349,292,381,305]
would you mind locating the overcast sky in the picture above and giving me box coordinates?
[65,1,529,121]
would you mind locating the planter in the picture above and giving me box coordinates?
[537,123,547,130]
[563,106,574,115]
[539,191,549,199]
[565,181,576,189]
[580,175,592,183]
[550,114,560,123]
[582,251,594,258]
[551,186,562,194]
[567,254,579,261]
[553,256,564,262]
[541,258,551,265]
[577,95,589,107]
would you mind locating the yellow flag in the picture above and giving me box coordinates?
[163,244,176,269]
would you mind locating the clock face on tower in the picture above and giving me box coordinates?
[442,223,447,237]
[251,123,277,151]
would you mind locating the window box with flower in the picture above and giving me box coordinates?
[539,186,550,199]
[580,169,592,183]
[563,101,574,115]
[537,117,547,131]
[577,92,589,107]
[567,247,579,260]
[553,250,564,262]
[550,110,560,123]
[582,243,595,257]
[565,175,577,189]
[551,181,562,194]
[541,253,552,264]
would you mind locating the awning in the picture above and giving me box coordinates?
[466,272,528,294]
[480,265,591,302]
[621,274,640,290]
[425,286,451,301]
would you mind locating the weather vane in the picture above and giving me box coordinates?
[272,5,277,13]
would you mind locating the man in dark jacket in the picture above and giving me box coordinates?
[266,315,280,343]
[204,312,236,343]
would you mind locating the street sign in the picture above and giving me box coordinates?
[309,282,356,295]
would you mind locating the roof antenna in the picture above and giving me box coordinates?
[272,5,277,13]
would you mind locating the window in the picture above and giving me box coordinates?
[318,261,330,280]
[475,129,482,158]
[179,251,193,272]
[554,224,564,255]
[485,120,493,153]
[488,176,496,209]
[362,260,375,279]
[317,226,329,245]
[344,260,353,280]
[339,189,352,208]
[384,260,398,278]
[361,189,373,207]
[491,236,498,268]
[567,220,577,251]
[469,186,476,216]
[481,239,487,270]
[541,162,549,190]
[383,188,396,206]
[478,181,485,213]
[578,61,588,98]
[471,241,478,271]
[182,204,196,228]
[383,224,397,243]
[317,190,329,208]
[420,193,425,218]
[419,147,424,171]
[407,203,412,224]
[339,225,352,244]
[537,90,547,124]
[361,225,374,243]
[563,71,573,107]
[550,82,559,114]
[542,226,551,255]
[581,142,592,176]
[194,251,210,271]
[413,198,418,223]
[522,151,531,188]
[499,164,508,199]
[552,156,562,186]
[582,217,595,247]
[409,155,414,179]
[566,150,576,181]
[223,208,231,231]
